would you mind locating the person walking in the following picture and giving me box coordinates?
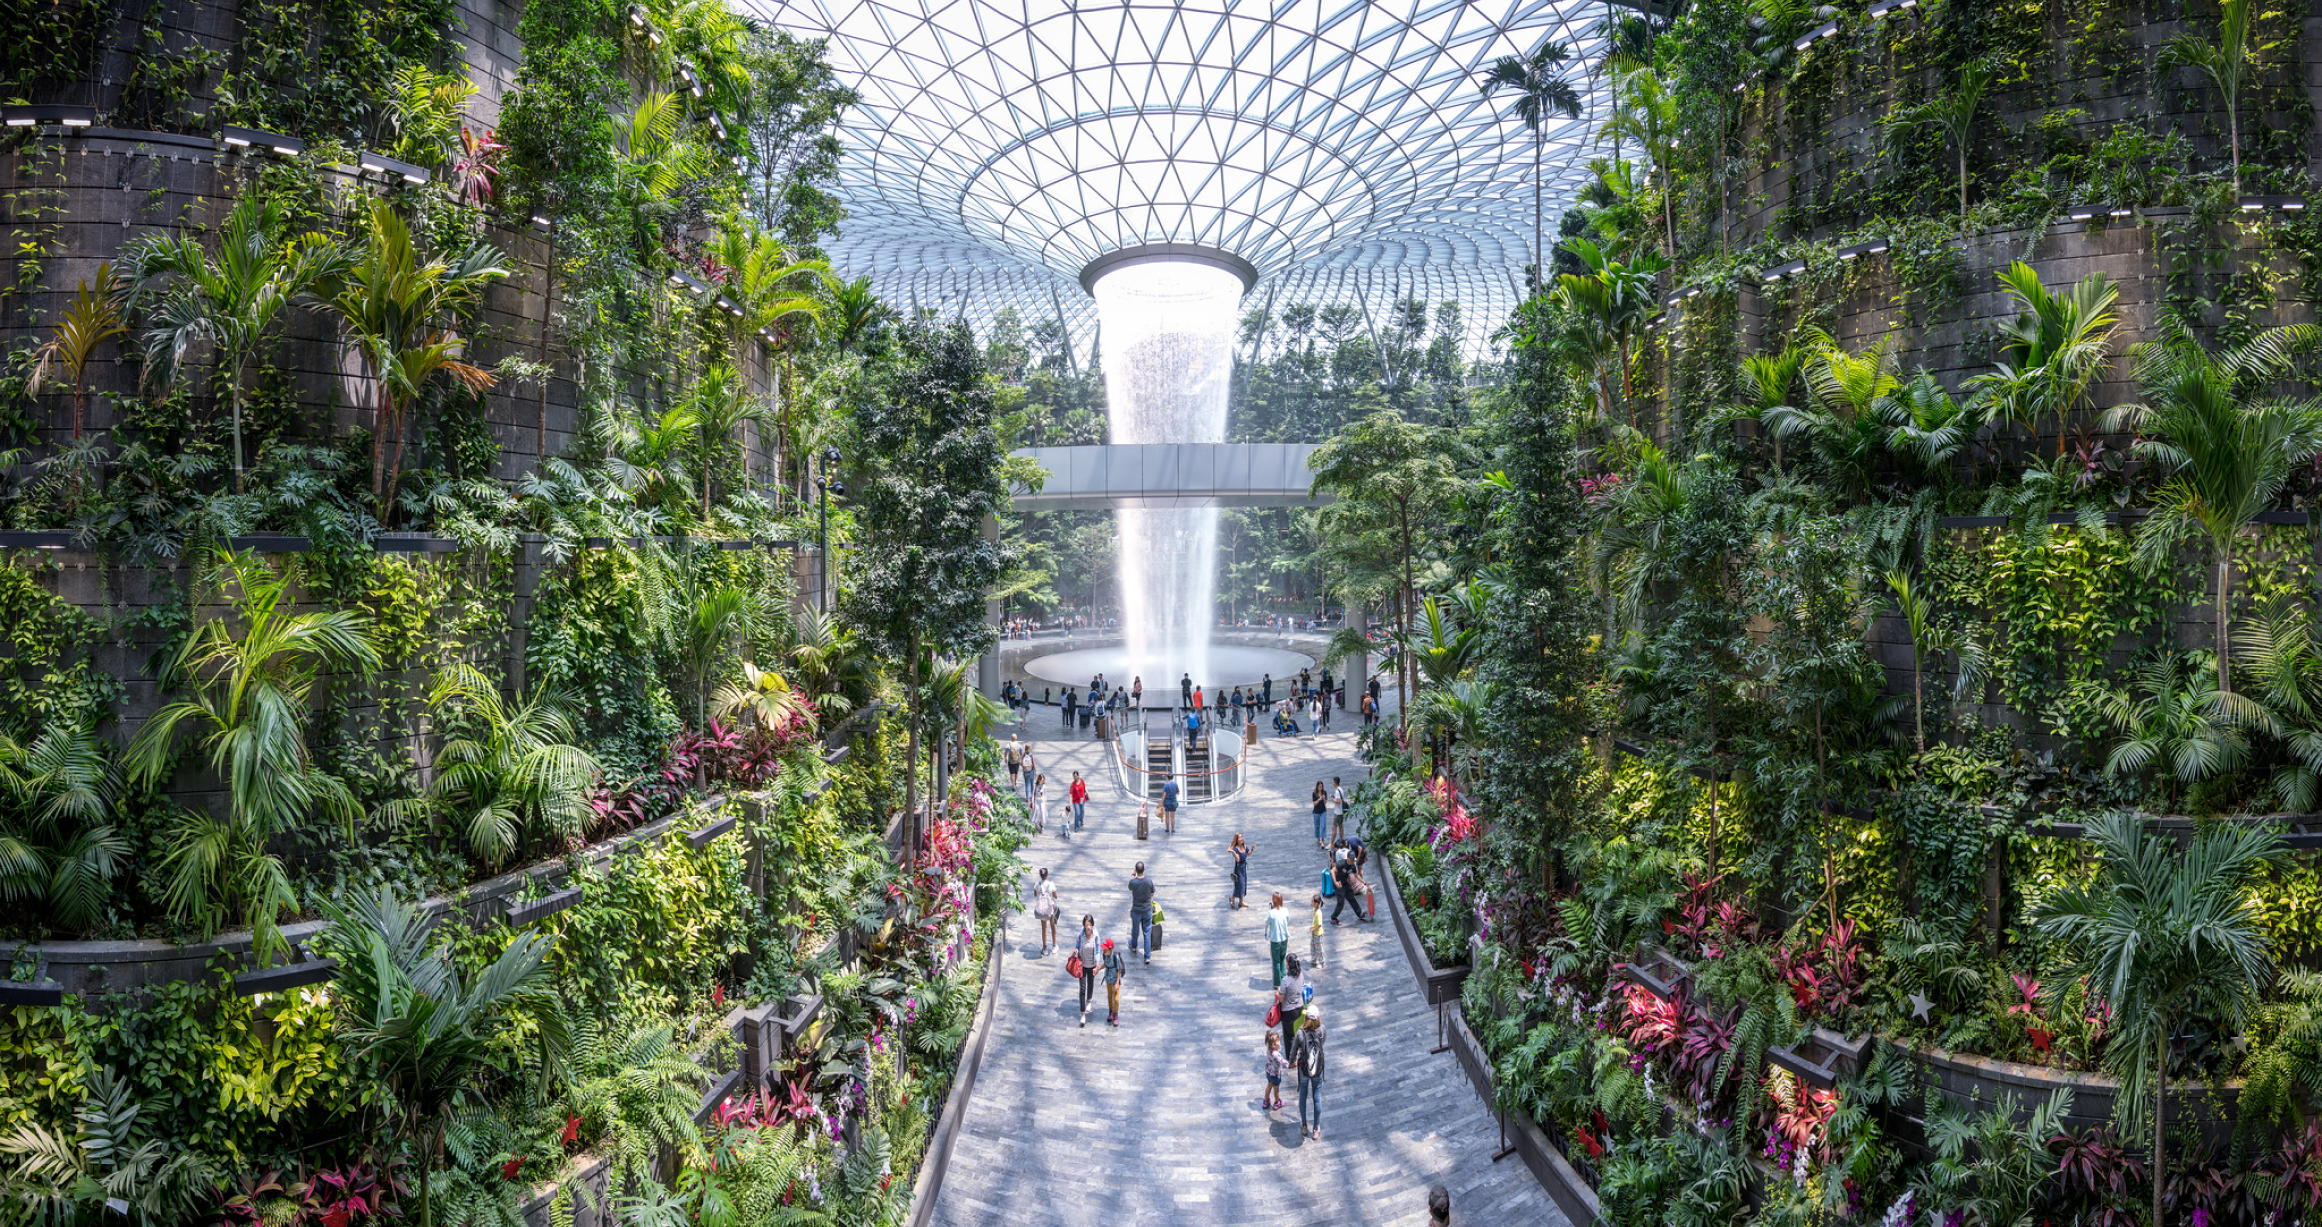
[1161,776,1179,834]
[1308,892,1325,970]
[1021,747,1038,802]
[1031,867,1060,954]
[1005,736,1023,796]
[1229,833,1250,909]
[1329,777,1348,843]
[1126,861,1155,963]
[1331,853,1370,924]
[1275,954,1307,1052]
[1292,1010,1327,1140]
[1032,773,1049,833]
[1317,689,1332,732]
[1069,771,1088,830]
[1265,893,1290,986]
[1101,938,1127,1026]
[1311,781,1328,847]
[1073,915,1099,1026]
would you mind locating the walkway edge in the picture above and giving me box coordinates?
[1378,864,1599,1226]
[907,917,1007,1227]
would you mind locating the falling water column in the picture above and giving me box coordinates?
[1089,260,1243,691]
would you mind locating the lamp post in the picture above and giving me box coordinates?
[816,446,841,612]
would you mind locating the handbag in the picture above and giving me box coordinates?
[1265,1000,1282,1028]
[1066,952,1084,978]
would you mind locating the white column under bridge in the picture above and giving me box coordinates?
[1007,443,1333,512]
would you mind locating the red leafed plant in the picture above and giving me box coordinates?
[2008,973,2044,1016]
[1775,920,1866,1023]
[450,125,508,206]
[1617,983,1682,1053]
[1768,1076,1838,1152]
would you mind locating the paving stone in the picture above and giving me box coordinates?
[934,721,1566,1227]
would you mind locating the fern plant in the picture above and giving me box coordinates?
[0,1069,213,1226]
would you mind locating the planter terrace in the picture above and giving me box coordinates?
[0,792,766,998]
[1884,1040,2243,1157]
[1377,858,1469,1007]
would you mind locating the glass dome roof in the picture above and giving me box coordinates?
[752,0,1615,359]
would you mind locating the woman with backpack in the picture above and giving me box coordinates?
[1072,914,1099,1027]
[1291,1010,1328,1140]
[1274,954,1307,1052]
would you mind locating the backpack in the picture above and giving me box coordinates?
[1298,1031,1326,1079]
[1005,747,1020,769]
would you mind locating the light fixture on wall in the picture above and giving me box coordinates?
[1835,238,1889,261]
[359,152,430,185]
[1793,21,1838,51]
[2,104,97,128]
[2240,195,2308,212]
[1760,258,1807,282]
[1867,0,1917,17]
[221,125,303,156]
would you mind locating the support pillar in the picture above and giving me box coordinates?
[1349,602,1369,714]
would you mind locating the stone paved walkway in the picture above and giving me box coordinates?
[934,718,1565,1227]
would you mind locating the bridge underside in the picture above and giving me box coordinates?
[1010,444,1330,511]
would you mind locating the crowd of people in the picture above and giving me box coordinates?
[995,666,1390,739]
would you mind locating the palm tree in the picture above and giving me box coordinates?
[1726,339,1812,471]
[0,721,126,934]
[1479,40,1584,290]
[1550,237,1668,428]
[614,91,705,245]
[2107,321,2322,690]
[2234,596,2322,809]
[1966,262,2121,457]
[1597,68,1682,255]
[1882,568,1985,753]
[682,364,768,520]
[323,199,506,520]
[1884,60,1991,222]
[1882,367,1975,485]
[319,886,569,1227]
[127,195,341,487]
[830,276,890,353]
[1764,334,1898,500]
[609,400,703,503]
[2037,811,2279,1227]
[785,609,875,728]
[0,1069,214,1225]
[26,263,127,442]
[2161,0,2256,192]
[2088,651,2261,792]
[379,664,601,867]
[124,550,379,961]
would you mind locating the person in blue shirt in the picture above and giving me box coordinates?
[1161,777,1179,834]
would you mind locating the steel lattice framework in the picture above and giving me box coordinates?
[751,0,1615,361]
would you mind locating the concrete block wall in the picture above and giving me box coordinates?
[1729,4,2322,246]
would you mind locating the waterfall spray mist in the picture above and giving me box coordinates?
[1091,260,1240,691]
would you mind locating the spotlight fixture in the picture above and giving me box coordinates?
[716,296,744,317]
[1645,313,1667,331]
[668,270,711,296]
[2065,205,2104,221]
[359,152,430,185]
[1731,78,1748,94]
[1760,258,1807,282]
[221,125,303,156]
[1867,0,1917,16]
[2,104,97,128]
[628,4,645,25]
[2240,194,2308,212]
[1793,21,1838,51]
[530,214,551,229]
[1835,238,1889,261]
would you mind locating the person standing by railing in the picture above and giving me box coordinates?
[1161,776,1179,835]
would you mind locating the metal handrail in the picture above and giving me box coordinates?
[1106,718,1249,802]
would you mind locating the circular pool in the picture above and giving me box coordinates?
[1019,643,1316,693]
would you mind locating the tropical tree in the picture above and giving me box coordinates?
[713,661,812,733]
[2235,596,2322,810]
[784,608,876,726]
[1309,410,1470,725]
[380,663,601,867]
[323,199,506,519]
[1884,60,1991,222]
[1549,237,1668,429]
[1882,568,1984,753]
[2037,811,2280,1227]
[680,583,756,727]
[683,364,768,519]
[124,550,379,961]
[2107,321,2322,690]
[1966,262,2120,457]
[319,886,569,1227]
[2087,651,2261,793]
[2160,0,2256,192]
[128,194,340,486]
[1766,334,1899,500]
[1597,67,1682,255]
[1881,368,1975,485]
[26,263,127,442]
[829,276,890,353]
[0,1069,214,1225]
[1479,40,1584,288]
[1726,339,1812,471]
[614,90,706,243]
[0,721,125,934]
[610,400,703,502]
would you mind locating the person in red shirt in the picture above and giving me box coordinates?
[1069,771,1089,830]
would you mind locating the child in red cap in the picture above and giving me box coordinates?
[1100,937,1127,1026]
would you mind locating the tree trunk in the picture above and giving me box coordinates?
[1532,130,1543,291]
[1397,502,1415,731]
[2217,554,2232,693]
[1913,650,1925,754]
[229,363,247,491]
[2154,1023,2168,1227]
[1957,143,1968,223]
[537,224,555,471]
[905,643,921,854]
